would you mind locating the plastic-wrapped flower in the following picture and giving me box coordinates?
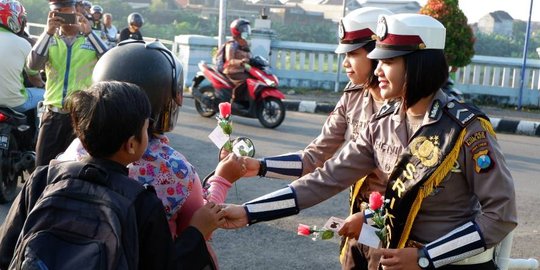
[369,191,383,210]
[297,224,311,236]
[216,102,233,151]
[296,224,334,241]
[219,102,231,119]
[362,191,388,247]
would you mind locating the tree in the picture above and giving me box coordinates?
[420,0,475,69]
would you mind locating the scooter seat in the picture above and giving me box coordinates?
[0,107,27,125]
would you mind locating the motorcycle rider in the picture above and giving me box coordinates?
[0,0,44,113]
[220,18,252,102]
[119,12,144,42]
[89,4,103,31]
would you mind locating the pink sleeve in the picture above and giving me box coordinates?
[205,175,232,203]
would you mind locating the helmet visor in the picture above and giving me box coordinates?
[239,24,251,39]
[145,40,183,132]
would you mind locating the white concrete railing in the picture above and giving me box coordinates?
[455,55,540,107]
[25,22,540,107]
[175,34,540,107]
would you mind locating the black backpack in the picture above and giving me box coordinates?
[9,161,146,270]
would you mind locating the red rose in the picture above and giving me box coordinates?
[219,102,232,119]
[297,224,311,236]
[369,192,383,210]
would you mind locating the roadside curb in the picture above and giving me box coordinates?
[284,100,540,137]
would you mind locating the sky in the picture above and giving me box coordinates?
[416,0,539,23]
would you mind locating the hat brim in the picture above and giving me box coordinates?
[335,41,369,54]
[367,48,413,60]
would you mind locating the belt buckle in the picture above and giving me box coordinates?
[46,105,68,114]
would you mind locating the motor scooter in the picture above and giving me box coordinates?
[0,106,37,203]
[191,56,286,129]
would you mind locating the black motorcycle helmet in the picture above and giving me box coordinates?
[92,40,183,134]
[127,12,143,28]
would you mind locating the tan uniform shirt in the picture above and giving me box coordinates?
[291,89,517,248]
[301,85,384,202]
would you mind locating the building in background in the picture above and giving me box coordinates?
[477,10,513,36]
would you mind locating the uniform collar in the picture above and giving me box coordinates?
[343,82,364,92]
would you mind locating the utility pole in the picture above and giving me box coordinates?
[218,0,227,47]
[518,0,534,110]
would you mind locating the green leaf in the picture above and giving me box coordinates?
[320,230,334,240]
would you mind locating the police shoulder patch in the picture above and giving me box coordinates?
[445,101,485,127]
[473,149,494,173]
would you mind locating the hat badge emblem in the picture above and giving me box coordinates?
[338,20,345,40]
[376,16,387,41]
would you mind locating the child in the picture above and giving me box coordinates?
[0,82,174,269]
[58,40,246,269]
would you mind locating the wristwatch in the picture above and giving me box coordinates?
[417,247,431,269]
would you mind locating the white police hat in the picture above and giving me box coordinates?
[367,13,446,60]
[335,7,393,54]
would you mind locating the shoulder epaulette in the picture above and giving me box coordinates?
[444,101,487,127]
[374,99,401,120]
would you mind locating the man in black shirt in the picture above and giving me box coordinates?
[119,12,143,42]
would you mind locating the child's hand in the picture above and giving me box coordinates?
[215,153,247,183]
[338,212,364,240]
[189,202,225,239]
[219,148,230,161]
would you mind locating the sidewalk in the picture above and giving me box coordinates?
[283,92,540,137]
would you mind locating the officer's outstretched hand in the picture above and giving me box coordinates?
[377,247,421,270]
[219,204,248,229]
[243,157,260,177]
[338,212,364,240]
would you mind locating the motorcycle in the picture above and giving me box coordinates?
[191,56,286,129]
[0,106,38,203]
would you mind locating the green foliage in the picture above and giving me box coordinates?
[420,0,475,68]
[475,25,540,59]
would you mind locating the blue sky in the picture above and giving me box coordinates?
[416,0,539,23]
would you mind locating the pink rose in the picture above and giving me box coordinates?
[219,102,232,119]
[369,192,383,210]
[297,224,311,236]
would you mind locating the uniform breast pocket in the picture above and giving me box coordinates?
[375,151,399,174]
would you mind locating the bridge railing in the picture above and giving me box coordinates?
[25,22,540,107]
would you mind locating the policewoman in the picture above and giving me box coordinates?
[365,14,517,270]
[240,7,392,269]
[28,0,108,166]
[220,13,517,270]
[240,7,391,267]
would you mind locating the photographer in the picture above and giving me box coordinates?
[27,0,108,166]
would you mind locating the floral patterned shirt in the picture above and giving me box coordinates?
[128,134,196,220]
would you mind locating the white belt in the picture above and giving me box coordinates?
[451,247,494,265]
[45,105,69,114]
